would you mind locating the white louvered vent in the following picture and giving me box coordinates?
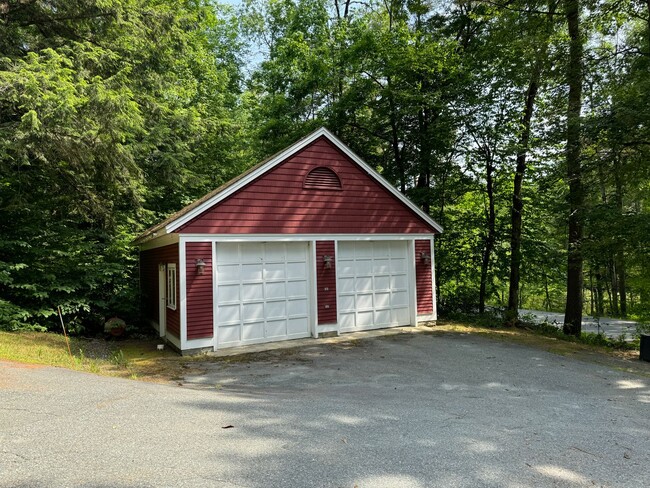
[303,167,342,190]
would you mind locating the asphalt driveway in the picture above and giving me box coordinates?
[1,332,649,488]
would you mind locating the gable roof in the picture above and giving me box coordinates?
[134,127,443,245]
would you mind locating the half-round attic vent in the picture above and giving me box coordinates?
[303,167,342,190]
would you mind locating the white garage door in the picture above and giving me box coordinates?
[337,241,411,332]
[215,242,310,348]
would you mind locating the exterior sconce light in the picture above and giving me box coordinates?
[323,255,333,269]
[420,252,431,264]
[195,258,206,275]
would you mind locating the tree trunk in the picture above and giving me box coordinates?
[479,154,496,314]
[506,1,557,325]
[613,156,627,317]
[610,259,619,316]
[563,0,584,336]
[595,271,604,316]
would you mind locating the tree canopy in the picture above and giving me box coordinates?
[1,0,649,333]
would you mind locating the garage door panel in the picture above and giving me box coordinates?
[394,308,410,324]
[373,241,391,257]
[219,304,241,324]
[375,309,391,326]
[217,243,241,263]
[375,275,390,291]
[392,291,409,307]
[338,241,411,332]
[216,242,310,348]
[242,302,264,322]
[288,317,308,335]
[242,283,263,301]
[339,278,354,294]
[266,300,287,319]
[240,243,263,262]
[391,258,406,273]
[338,262,355,277]
[373,259,390,273]
[266,319,287,338]
[217,264,240,283]
[340,313,355,328]
[391,275,408,290]
[242,322,264,341]
[218,324,240,345]
[356,276,373,292]
[264,262,286,280]
[287,261,307,279]
[288,298,308,316]
[241,263,263,281]
[287,280,307,297]
[264,243,286,261]
[265,281,286,299]
[339,295,355,311]
[375,292,390,308]
[356,293,373,310]
[218,284,240,304]
[286,242,307,260]
[357,310,374,327]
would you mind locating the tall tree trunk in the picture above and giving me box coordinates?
[610,259,619,315]
[613,155,627,317]
[479,154,496,314]
[563,0,584,336]
[506,1,557,325]
[595,271,604,316]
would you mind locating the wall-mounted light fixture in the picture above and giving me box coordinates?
[323,255,333,269]
[195,258,206,275]
[420,252,431,264]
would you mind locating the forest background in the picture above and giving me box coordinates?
[1,0,649,335]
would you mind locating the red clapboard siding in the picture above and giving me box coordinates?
[178,137,437,234]
[415,239,433,315]
[316,241,337,324]
[185,242,213,339]
[139,244,180,338]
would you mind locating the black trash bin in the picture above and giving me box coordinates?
[641,335,650,362]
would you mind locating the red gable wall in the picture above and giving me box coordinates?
[178,137,437,235]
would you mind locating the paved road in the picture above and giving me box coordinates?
[520,309,641,341]
[2,332,649,488]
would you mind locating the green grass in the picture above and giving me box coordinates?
[0,331,199,381]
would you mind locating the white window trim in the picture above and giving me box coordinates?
[166,263,177,310]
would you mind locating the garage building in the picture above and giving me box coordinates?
[135,128,442,354]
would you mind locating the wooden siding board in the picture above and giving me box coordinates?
[415,240,434,315]
[185,242,214,340]
[139,244,180,338]
[178,137,436,235]
[316,241,337,324]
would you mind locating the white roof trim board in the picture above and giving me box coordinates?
[143,127,443,242]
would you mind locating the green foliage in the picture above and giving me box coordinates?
[0,0,248,332]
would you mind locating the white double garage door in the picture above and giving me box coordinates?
[215,241,411,348]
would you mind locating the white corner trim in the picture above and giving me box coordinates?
[212,241,218,351]
[163,127,443,235]
[310,240,318,338]
[179,237,187,350]
[431,235,438,321]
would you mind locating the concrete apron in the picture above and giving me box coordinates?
[199,324,438,358]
